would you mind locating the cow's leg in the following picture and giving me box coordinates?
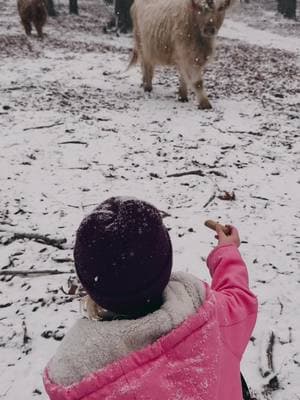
[193,75,212,110]
[178,56,212,109]
[22,20,32,35]
[34,21,43,38]
[142,62,153,92]
[178,73,188,102]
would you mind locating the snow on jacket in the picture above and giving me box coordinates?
[44,244,258,400]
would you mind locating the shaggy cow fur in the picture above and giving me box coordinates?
[17,0,47,38]
[130,0,232,109]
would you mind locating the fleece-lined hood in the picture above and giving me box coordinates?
[44,244,258,400]
[47,271,206,386]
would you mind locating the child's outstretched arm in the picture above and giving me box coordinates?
[206,224,258,359]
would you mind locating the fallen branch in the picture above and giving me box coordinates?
[203,191,216,208]
[288,327,292,343]
[266,331,275,372]
[22,320,31,345]
[51,256,73,263]
[0,302,13,308]
[23,122,63,131]
[167,169,205,178]
[277,297,283,315]
[259,330,276,378]
[58,141,88,146]
[159,209,171,218]
[251,195,270,201]
[208,170,227,178]
[66,166,90,170]
[22,319,32,355]
[0,269,73,277]
[0,228,67,249]
[0,220,16,227]
[1,85,36,92]
[258,330,280,395]
[82,203,99,209]
[227,129,263,137]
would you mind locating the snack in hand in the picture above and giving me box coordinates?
[204,219,231,236]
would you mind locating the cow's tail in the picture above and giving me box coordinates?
[126,48,138,70]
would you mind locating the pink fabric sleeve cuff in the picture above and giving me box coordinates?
[206,243,240,276]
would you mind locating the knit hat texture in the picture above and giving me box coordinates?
[74,197,172,314]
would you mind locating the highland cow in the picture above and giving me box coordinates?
[17,0,47,38]
[129,0,232,109]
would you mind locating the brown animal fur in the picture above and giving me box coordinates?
[17,0,47,38]
[130,0,232,109]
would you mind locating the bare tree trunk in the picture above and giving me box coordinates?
[115,0,133,33]
[277,0,296,19]
[47,0,57,17]
[69,0,79,15]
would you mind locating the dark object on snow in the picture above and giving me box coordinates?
[74,196,172,316]
[104,0,134,34]
[115,0,133,32]
[47,0,56,17]
[17,0,47,37]
[69,0,78,15]
[241,373,253,400]
[277,0,297,19]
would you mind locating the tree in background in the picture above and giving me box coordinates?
[69,0,79,15]
[47,0,57,17]
[114,0,133,33]
[103,0,133,33]
[277,0,297,19]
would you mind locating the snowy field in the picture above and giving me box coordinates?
[0,0,299,399]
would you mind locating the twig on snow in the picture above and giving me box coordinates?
[277,297,283,315]
[0,302,13,308]
[266,331,275,373]
[0,220,16,227]
[22,320,31,346]
[65,166,90,170]
[51,256,73,263]
[21,319,32,355]
[259,331,280,395]
[288,327,292,343]
[259,330,276,378]
[23,121,63,131]
[0,228,67,249]
[1,85,36,92]
[0,269,73,277]
[58,141,88,146]
[208,170,227,178]
[203,191,216,208]
[167,169,205,178]
[251,195,270,201]
[159,209,171,218]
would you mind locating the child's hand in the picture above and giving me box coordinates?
[215,224,240,248]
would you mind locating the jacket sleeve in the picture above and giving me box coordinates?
[206,244,258,359]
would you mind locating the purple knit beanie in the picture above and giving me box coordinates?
[74,196,172,315]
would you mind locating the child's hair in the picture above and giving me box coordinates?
[82,295,106,320]
[74,197,172,317]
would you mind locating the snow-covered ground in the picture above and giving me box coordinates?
[0,1,299,399]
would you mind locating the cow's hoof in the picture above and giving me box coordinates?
[178,95,189,102]
[198,99,212,110]
[144,85,152,93]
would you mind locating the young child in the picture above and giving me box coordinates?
[43,196,257,400]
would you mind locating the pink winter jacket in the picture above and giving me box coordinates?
[44,244,258,400]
